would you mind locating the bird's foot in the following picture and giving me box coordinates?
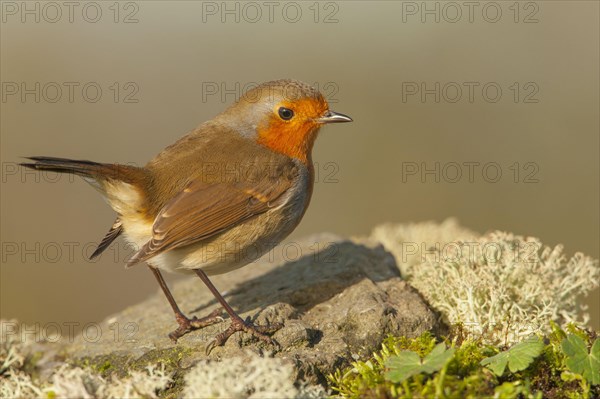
[168,308,224,343]
[205,316,283,355]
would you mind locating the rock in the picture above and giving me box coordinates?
[61,233,439,386]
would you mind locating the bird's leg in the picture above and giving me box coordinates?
[148,266,224,342]
[194,269,283,354]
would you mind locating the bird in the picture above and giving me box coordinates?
[21,79,352,352]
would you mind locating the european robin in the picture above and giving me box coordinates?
[21,79,352,351]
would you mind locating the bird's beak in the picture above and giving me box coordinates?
[317,110,353,124]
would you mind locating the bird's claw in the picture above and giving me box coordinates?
[205,317,283,355]
[168,308,225,343]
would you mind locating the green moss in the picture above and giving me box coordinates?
[130,347,191,371]
[328,324,600,398]
[72,354,131,379]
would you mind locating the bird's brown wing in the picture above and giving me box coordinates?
[126,169,296,267]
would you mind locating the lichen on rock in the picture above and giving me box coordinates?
[372,220,599,345]
[1,223,598,398]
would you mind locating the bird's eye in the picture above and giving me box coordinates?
[278,107,294,120]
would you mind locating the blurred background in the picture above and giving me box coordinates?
[2,2,598,331]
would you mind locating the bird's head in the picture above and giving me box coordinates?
[219,79,352,164]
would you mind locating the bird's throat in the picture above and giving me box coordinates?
[257,124,320,165]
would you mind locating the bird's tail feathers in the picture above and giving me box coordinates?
[20,156,147,185]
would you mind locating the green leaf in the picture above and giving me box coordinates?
[481,353,509,377]
[385,351,422,383]
[561,335,600,385]
[481,336,544,376]
[385,343,455,383]
[421,343,456,373]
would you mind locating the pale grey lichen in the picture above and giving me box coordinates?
[372,218,478,276]
[183,351,326,398]
[44,365,102,399]
[0,371,43,398]
[0,321,324,398]
[0,321,173,399]
[43,364,172,399]
[0,319,42,399]
[0,327,25,375]
[98,364,172,399]
[373,221,599,345]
